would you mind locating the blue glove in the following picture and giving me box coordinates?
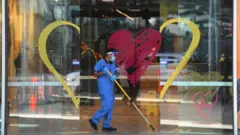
[111,75,117,81]
[103,67,109,74]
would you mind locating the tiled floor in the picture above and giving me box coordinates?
[5,95,233,135]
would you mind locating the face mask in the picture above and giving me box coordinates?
[110,56,116,62]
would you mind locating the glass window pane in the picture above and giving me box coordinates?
[7,0,81,134]
[5,0,235,135]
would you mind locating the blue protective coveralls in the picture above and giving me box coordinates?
[91,59,116,128]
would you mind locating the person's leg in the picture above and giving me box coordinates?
[124,80,135,97]
[115,79,122,93]
[122,80,132,103]
[103,95,115,128]
[125,80,138,101]
[91,93,111,125]
[131,80,140,102]
[122,80,134,105]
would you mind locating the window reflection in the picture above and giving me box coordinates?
[3,0,235,134]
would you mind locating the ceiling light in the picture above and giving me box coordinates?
[116,9,134,21]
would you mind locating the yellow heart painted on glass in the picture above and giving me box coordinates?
[38,21,80,109]
[159,18,201,99]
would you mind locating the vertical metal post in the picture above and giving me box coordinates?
[233,0,238,134]
[214,0,219,70]
[208,0,213,72]
[63,0,69,74]
[1,0,8,134]
[21,0,28,105]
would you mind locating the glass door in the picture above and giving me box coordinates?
[2,0,235,135]
[79,0,162,133]
[7,0,81,134]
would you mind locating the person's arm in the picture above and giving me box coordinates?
[114,63,120,76]
[93,71,104,77]
[106,63,117,81]
[93,61,104,77]
[111,63,118,76]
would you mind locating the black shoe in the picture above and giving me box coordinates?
[102,127,117,132]
[89,119,98,131]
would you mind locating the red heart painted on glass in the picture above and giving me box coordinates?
[192,92,218,119]
[108,28,162,86]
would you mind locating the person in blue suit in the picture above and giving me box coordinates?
[89,49,118,132]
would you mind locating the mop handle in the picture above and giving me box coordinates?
[106,70,131,100]
[106,70,156,132]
